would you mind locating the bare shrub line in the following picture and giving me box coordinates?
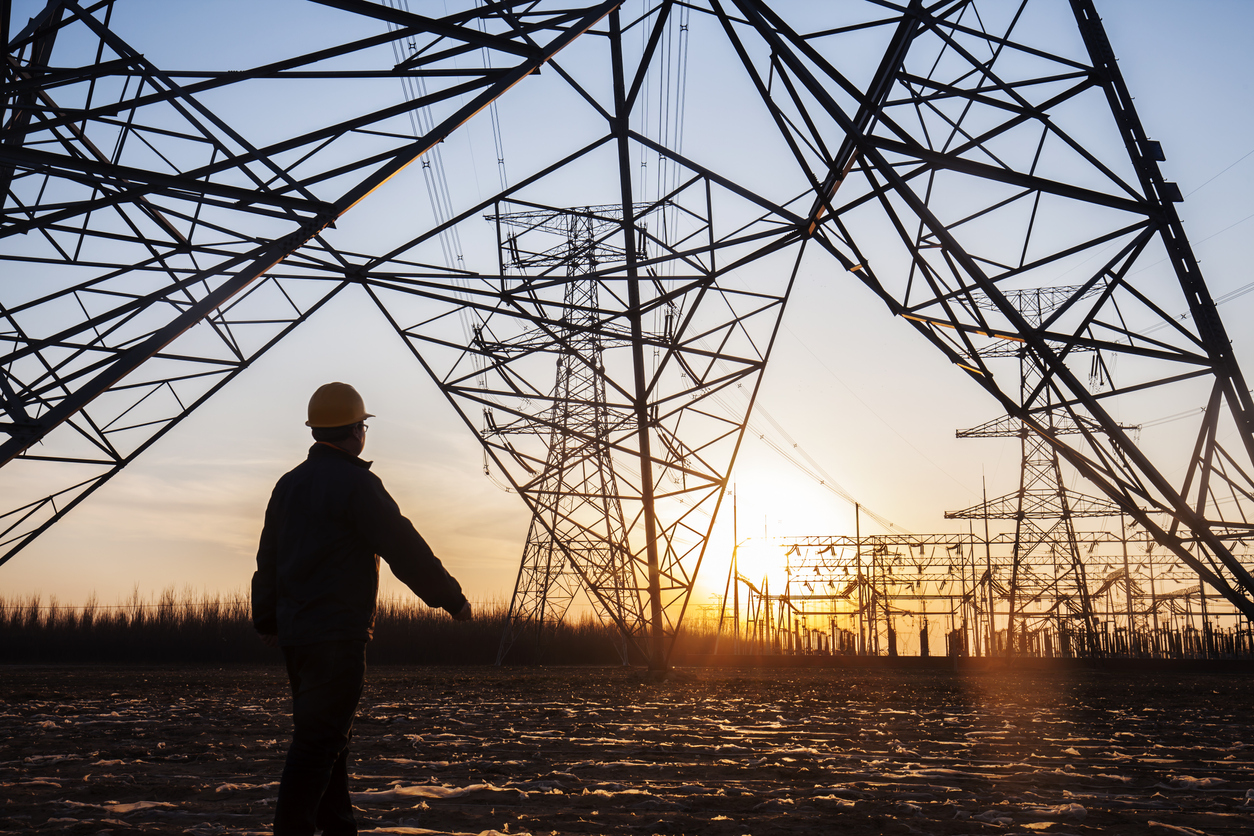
[0,588,735,665]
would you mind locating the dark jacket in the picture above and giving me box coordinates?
[251,443,467,645]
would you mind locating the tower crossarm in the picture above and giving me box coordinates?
[944,490,1127,521]
[957,414,1137,439]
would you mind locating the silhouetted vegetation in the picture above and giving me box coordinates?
[0,589,728,665]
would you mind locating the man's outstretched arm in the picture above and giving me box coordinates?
[355,474,470,617]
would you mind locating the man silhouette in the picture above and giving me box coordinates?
[252,382,472,835]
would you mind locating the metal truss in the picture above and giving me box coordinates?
[0,0,617,563]
[5,0,1254,670]
[709,0,1254,620]
[488,205,644,664]
[946,286,1127,652]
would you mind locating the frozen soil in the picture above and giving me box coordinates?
[2,664,1252,835]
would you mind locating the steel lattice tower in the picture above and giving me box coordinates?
[487,205,645,664]
[5,1,1254,670]
[948,287,1127,655]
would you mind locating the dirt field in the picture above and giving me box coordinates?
[1,663,1252,835]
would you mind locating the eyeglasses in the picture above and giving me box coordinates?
[358,422,369,434]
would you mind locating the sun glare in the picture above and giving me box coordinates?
[730,539,781,588]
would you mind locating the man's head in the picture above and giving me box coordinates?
[306,382,374,455]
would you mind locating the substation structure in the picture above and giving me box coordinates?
[716,530,1254,660]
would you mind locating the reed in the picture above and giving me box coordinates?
[0,589,733,665]
[0,589,261,664]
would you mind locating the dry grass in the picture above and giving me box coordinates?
[0,589,742,665]
[0,589,260,664]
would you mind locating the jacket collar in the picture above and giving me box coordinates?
[308,441,373,470]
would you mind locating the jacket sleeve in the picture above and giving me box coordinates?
[353,473,468,614]
[251,489,280,635]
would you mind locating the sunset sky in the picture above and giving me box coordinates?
[4,1,1254,623]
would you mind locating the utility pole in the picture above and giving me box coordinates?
[733,491,740,655]
[1120,514,1136,651]
[856,503,865,655]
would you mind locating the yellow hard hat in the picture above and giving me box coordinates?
[306,382,375,428]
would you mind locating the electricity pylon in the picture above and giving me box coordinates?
[948,288,1128,656]
[485,205,646,664]
[5,2,1254,674]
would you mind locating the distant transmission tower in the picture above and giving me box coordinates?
[484,205,650,663]
[948,288,1128,656]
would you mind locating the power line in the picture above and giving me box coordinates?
[784,323,976,497]
[713,380,909,535]
[1184,146,1254,200]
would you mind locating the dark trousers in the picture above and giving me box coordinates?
[275,640,366,836]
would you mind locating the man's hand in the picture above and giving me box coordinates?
[452,601,473,622]
[257,632,279,648]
